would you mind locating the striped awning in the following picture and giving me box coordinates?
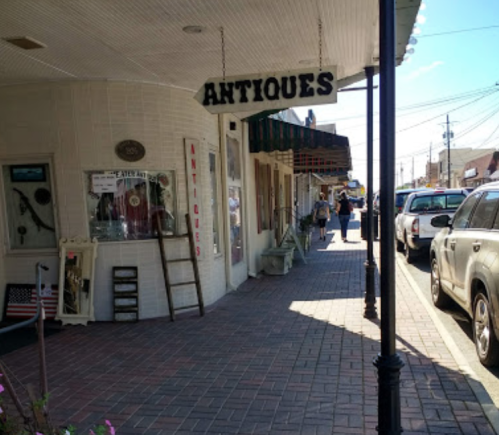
[248,118,351,175]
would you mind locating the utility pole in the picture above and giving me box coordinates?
[428,142,432,185]
[400,162,404,188]
[445,115,452,188]
[412,157,415,188]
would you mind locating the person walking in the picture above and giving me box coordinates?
[313,192,330,241]
[336,191,353,242]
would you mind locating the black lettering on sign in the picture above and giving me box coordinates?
[317,72,334,96]
[264,77,280,101]
[219,82,235,104]
[299,74,315,98]
[252,79,264,102]
[281,76,297,99]
[235,80,252,103]
[203,82,220,106]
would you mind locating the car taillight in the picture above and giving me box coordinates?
[398,206,402,213]
[411,218,419,235]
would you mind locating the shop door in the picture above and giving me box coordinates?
[274,169,280,242]
[226,133,247,287]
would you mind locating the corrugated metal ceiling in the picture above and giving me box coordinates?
[0,0,420,90]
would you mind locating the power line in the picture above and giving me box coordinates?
[349,88,499,152]
[418,25,499,39]
[319,85,499,125]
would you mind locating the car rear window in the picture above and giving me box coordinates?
[395,194,409,207]
[409,194,465,212]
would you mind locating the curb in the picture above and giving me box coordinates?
[397,257,499,435]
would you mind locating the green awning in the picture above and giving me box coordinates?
[248,117,351,175]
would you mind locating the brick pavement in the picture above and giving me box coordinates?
[1,212,496,434]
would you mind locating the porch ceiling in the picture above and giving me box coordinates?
[0,0,420,92]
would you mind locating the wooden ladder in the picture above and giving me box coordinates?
[156,213,205,321]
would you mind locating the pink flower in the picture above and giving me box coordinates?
[105,420,115,435]
[0,406,3,414]
[89,431,95,435]
[0,385,4,394]
[36,432,44,435]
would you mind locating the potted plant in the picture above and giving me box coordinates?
[298,214,314,252]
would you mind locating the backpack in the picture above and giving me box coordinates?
[317,202,328,218]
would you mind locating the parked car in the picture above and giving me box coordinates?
[395,189,468,263]
[395,188,432,215]
[430,183,499,366]
[349,196,365,208]
[374,188,431,216]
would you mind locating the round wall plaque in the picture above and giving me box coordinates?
[115,140,146,162]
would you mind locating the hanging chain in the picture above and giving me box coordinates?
[220,27,226,80]
[318,18,323,70]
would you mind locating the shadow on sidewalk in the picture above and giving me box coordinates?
[0,242,495,435]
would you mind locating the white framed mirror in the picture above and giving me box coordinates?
[57,237,98,326]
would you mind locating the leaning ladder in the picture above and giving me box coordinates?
[156,213,205,321]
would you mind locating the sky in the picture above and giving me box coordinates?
[293,0,499,192]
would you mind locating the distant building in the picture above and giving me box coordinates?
[462,151,499,187]
[426,162,438,187]
[438,148,495,188]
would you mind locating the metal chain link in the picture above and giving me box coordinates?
[220,27,226,80]
[318,18,323,70]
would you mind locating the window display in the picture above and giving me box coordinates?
[229,186,243,265]
[85,170,176,242]
[2,163,57,250]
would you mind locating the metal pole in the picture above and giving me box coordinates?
[446,114,451,188]
[364,65,377,319]
[374,0,404,433]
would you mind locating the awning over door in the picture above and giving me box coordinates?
[248,118,351,175]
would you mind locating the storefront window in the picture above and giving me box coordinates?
[85,170,176,242]
[209,153,221,254]
[2,163,57,250]
[229,186,243,265]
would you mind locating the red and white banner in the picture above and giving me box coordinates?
[184,139,203,260]
[5,284,58,319]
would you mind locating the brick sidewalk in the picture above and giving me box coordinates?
[1,212,496,434]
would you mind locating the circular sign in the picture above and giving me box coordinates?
[115,140,146,162]
[129,195,141,207]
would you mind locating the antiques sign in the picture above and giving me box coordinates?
[115,140,146,162]
[194,66,337,114]
[184,139,203,260]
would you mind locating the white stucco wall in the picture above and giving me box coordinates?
[0,81,227,320]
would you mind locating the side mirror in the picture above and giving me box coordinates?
[431,214,451,228]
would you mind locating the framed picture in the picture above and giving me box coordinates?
[10,165,46,182]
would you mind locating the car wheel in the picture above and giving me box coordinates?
[404,243,416,263]
[473,292,499,367]
[396,239,405,252]
[430,257,450,308]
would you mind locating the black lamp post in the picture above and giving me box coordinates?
[364,66,377,320]
[374,0,404,434]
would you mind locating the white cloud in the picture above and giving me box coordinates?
[407,60,444,80]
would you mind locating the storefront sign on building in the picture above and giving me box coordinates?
[184,139,203,260]
[195,66,337,114]
[464,167,478,179]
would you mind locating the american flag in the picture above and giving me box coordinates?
[5,284,58,320]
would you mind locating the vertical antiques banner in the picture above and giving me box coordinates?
[184,139,203,260]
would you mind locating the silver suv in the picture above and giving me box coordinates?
[430,182,499,366]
